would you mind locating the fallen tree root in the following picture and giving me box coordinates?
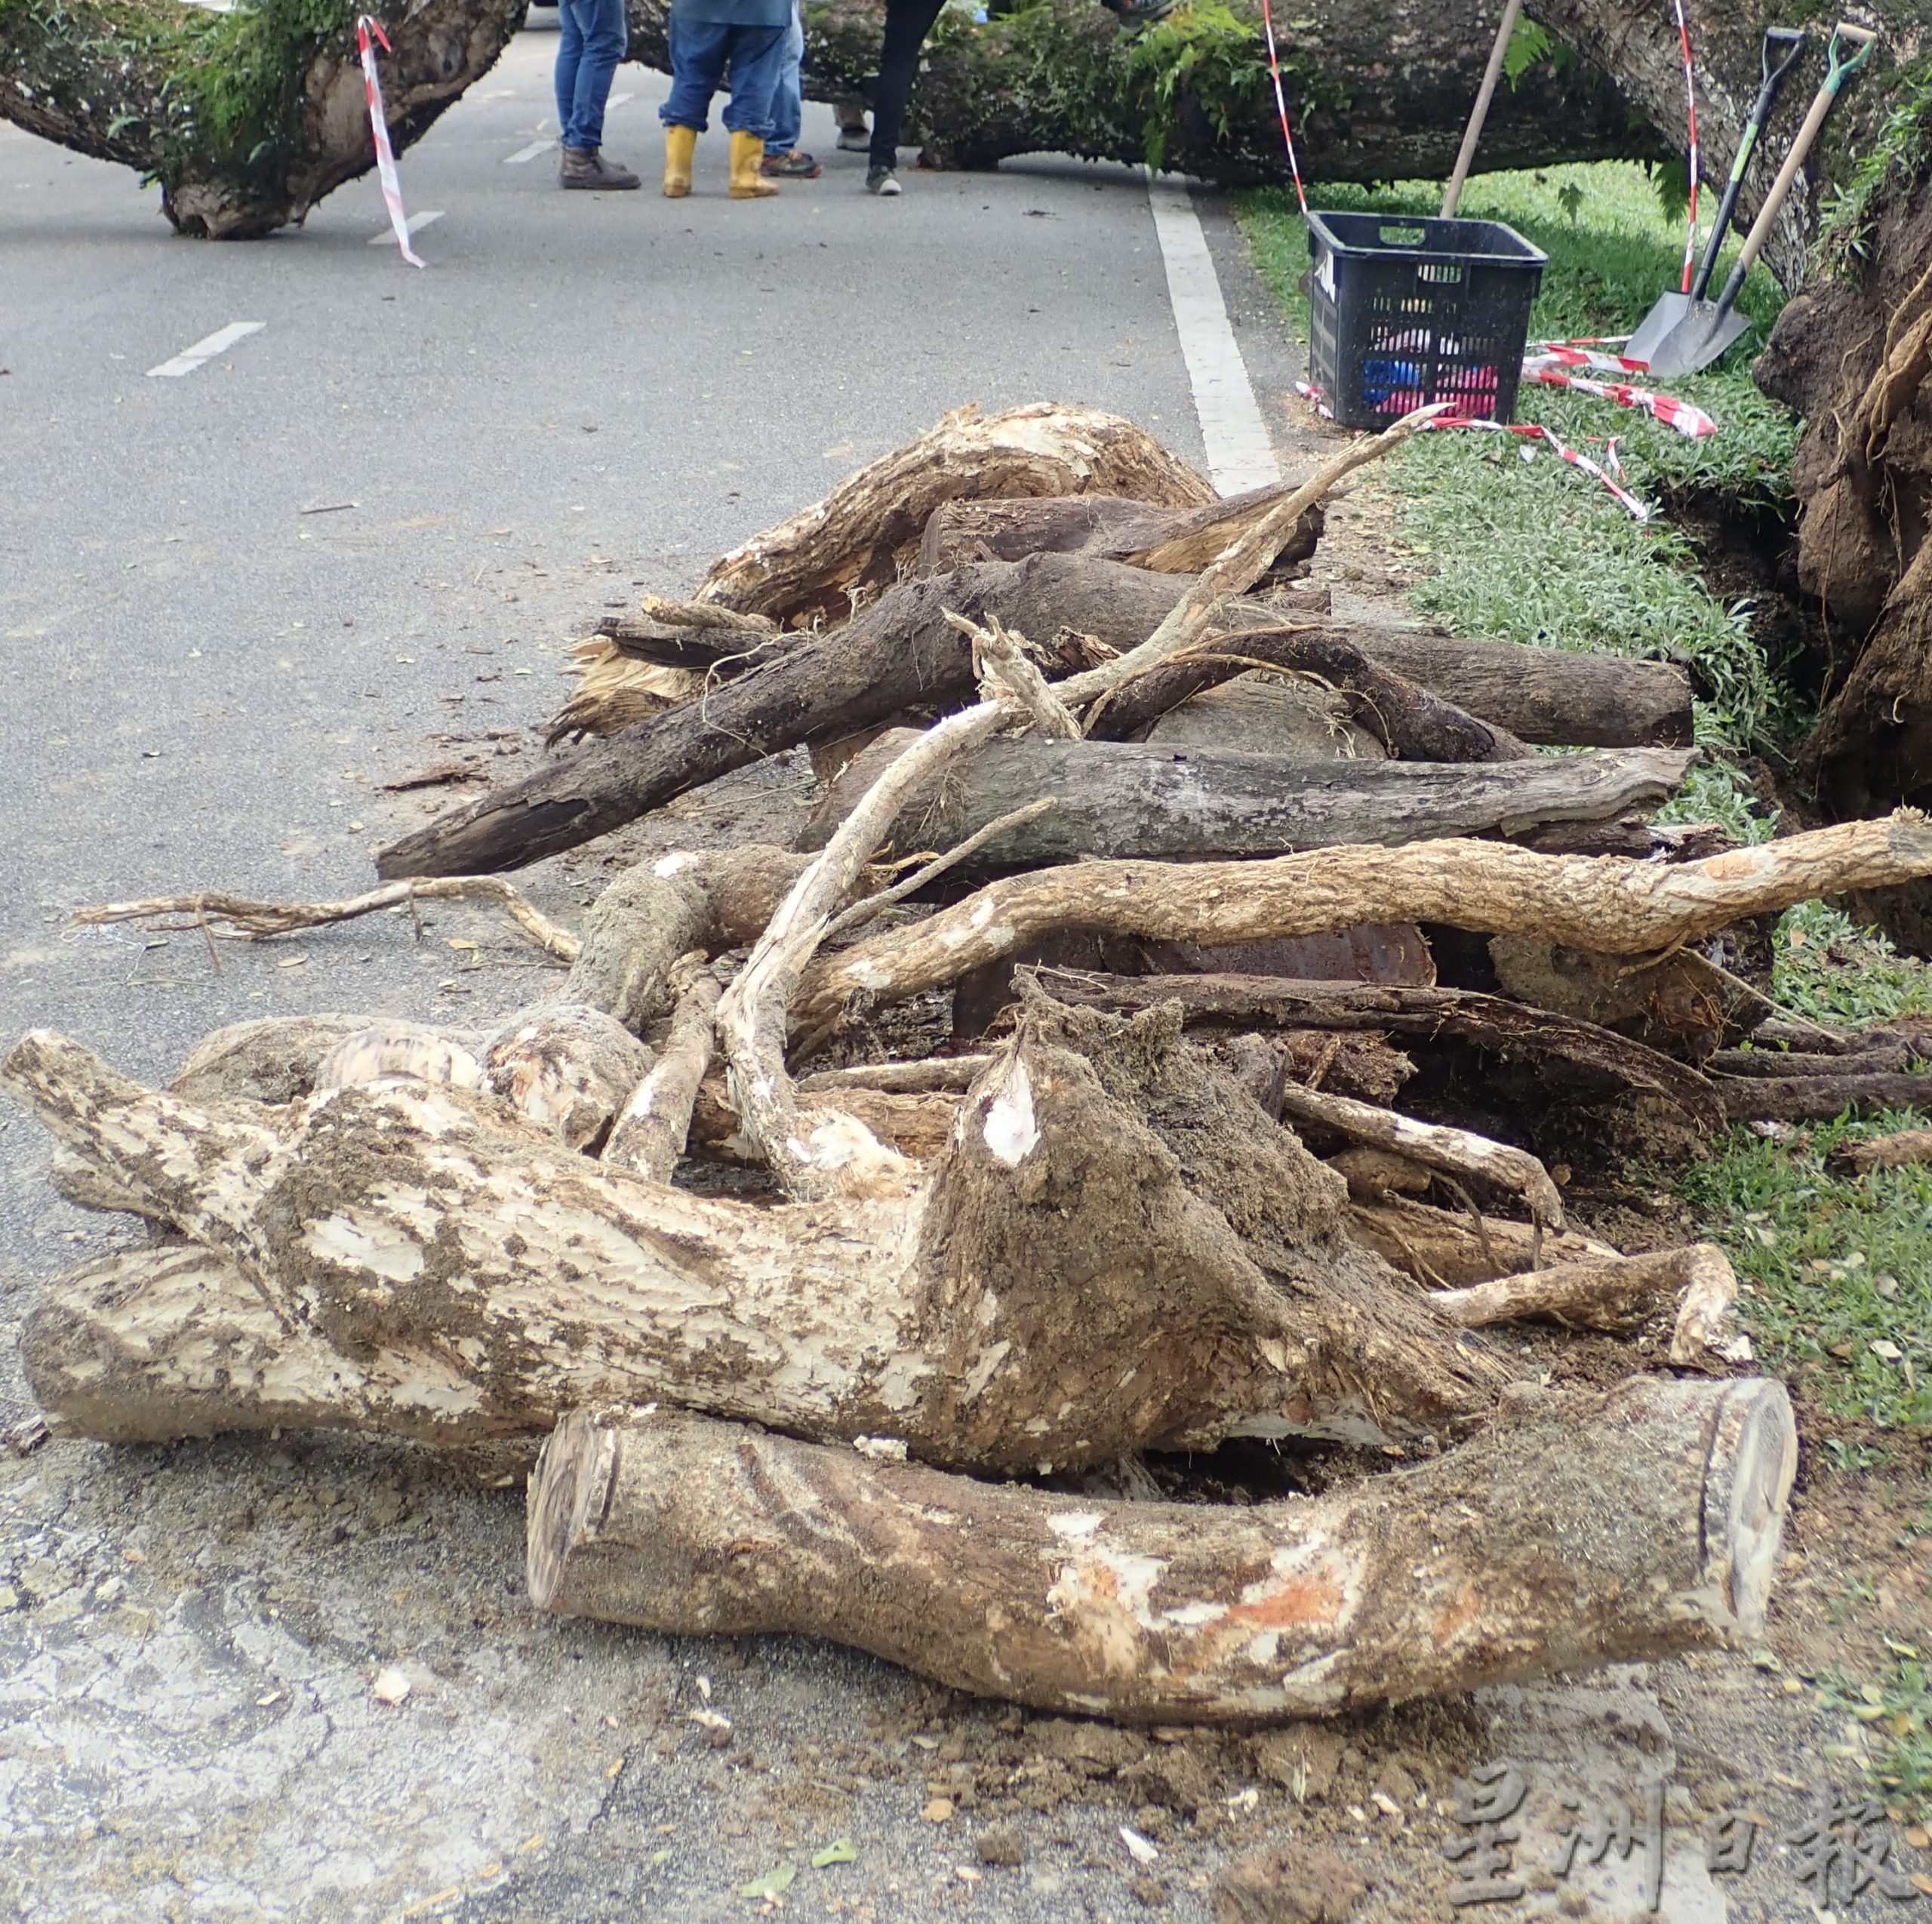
[526,1373,1796,1723]
[1432,1243,1741,1363]
[691,402,1214,628]
[798,814,1932,1036]
[1717,1070,1932,1121]
[1030,968,1722,1130]
[8,1013,1500,1461]
[1348,1199,1619,1288]
[71,877,581,962]
[1835,1126,1932,1172]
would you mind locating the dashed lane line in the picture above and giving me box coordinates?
[368,209,445,245]
[145,322,265,380]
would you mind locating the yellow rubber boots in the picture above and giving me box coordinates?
[663,125,696,198]
[728,130,779,199]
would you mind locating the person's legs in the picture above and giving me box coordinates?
[719,23,789,137]
[554,0,586,143]
[660,14,732,134]
[867,0,947,179]
[834,97,869,152]
[563,0,628,149]
[721,22,788,197]
[762,2,804,157]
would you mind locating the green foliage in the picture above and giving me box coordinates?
[1646,155,1692,229]
[1770,899,1932,1027]
[1682,1110,1932,1433]
[1817,55,1932,278]
[1119,2,1267,175]
[1502,17,1550,91]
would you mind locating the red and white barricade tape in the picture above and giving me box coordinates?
[1671,0,1701,292]
[358,17,425,269]
[1427,415,1653,522]
[1524,361,1718,439]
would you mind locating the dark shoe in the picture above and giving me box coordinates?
[1102,0,1176,17]
[761,149,823,179]
[835,126,870,152]
[560,145,641,190]
[866,166,901,197]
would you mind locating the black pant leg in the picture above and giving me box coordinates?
[868,0,949,169]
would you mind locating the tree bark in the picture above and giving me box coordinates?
[811,741,1696,876]
[526,1373,1796,1723]
[8,1014,1500,1461]
[1717,1070,1932,1122]
[1348,1197,1619,1288]
[1325,623,1694,750]
[798,814,1932,1038]
[0,0,525,237]
[380,557,1696,879]
[1027,968,1724,1130]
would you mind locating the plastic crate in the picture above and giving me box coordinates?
[1304,211,1547,430]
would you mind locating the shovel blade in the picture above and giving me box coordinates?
[1625,292,1694,371]
[1642,302,1752,379]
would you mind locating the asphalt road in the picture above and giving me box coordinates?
[0,30,1314,1922]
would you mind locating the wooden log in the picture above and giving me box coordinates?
[525,1374,1798,1722]
[915,485,1321,580]
[690,402,1213,630]
[481,1005,654,1153]
[1432,1243,1737,1350]
[603,963,719,1182]
[9,1017,1499,1461]
[688,1076,959,1165]
[1709,1020,1932,1079]
[1717,1071,1932,1122]
[1028,968,1723,1131]
[1349,1198,1620,1288]
[1086,626,1532,765]
[797,817,1932,1042]
[1273,1082,1563,1233]
[1334,623,1694,749]
[804,744,1693,871]
[374,555,1174,879]
[1835,1128,1932,1173]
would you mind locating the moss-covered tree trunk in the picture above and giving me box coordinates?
[0,0,524,237]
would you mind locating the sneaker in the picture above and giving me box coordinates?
[560,145,641,190]
[866,166,901,197]
[761,150,823,178]
[835,126,870,152]
[1103,0,1177,17]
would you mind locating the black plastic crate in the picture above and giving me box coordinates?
[1304,211,1547,430]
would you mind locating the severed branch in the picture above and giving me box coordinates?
[603,959,721,1183]
[952,610,1081,739]
[1274,1080,1564,1237]
[527,1374,1797,1723]
[1349,1197,1619,1288]
[797,813,1932,1037]
[822,798,1057,941]
[798,1055,994,1096]
[1431,1243,1743,1364]
[72,878,581,962]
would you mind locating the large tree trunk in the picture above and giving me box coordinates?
[526,1373,1796,1723]
[8,1009,1503,1462]
[0,0,525,238]
[805,740,1696,874]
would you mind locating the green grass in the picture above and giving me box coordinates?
[1822,1647,1932,1822]
[1772,901,1932,1027]
[1681,1111,1932,1433]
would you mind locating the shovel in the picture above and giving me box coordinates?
[1644,21,1877,378]
[1626,26,1807,370]
[1440,0,1524,220]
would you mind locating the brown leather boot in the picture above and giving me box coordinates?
[560,145,641,190]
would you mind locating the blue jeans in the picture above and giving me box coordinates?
[555,0,629,150]
[660,17,789,136]
[763,2,805,156]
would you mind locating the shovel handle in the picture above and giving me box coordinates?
[1441,0,1524,220]
[1716,23,1876,309]
[1687,28,1807,302]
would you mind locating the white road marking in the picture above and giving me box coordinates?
[504,140,556,165]
[145,322,265,380]
[605,93,635,110]
[369,209,444,245]
[1145,177,1281,494]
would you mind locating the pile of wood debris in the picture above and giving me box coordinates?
[17,402,1932,1725]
